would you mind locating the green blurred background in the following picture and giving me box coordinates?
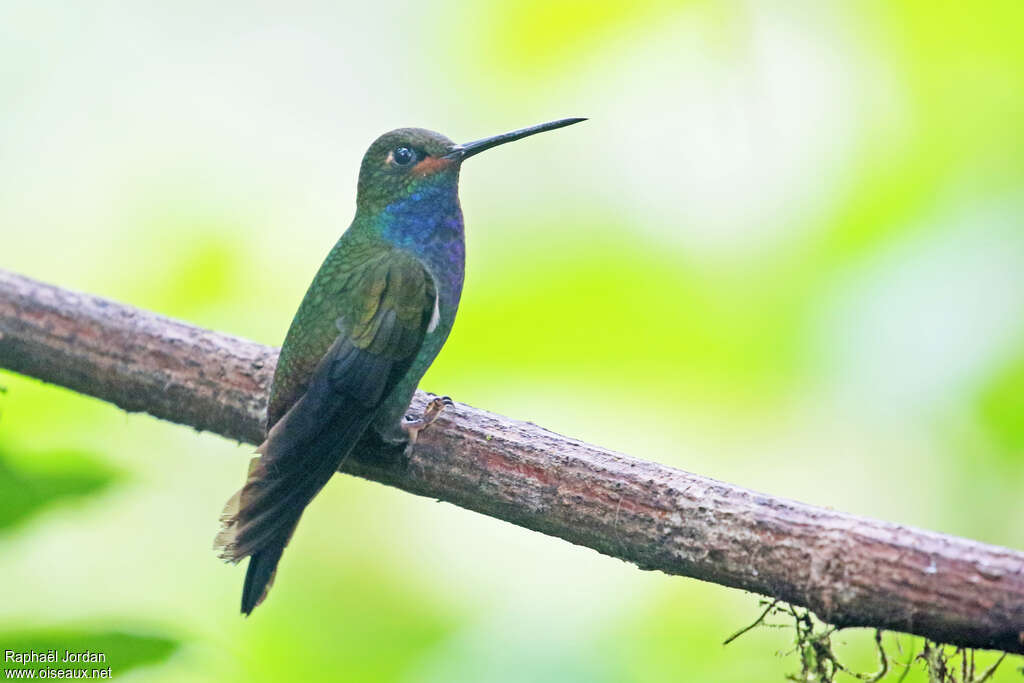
[2,0,1022,680]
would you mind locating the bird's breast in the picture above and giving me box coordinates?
[380,193,466,316]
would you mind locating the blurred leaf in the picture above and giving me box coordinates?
[234,561,462,682]
[434,224,804,412]
[975,350,1024,454]
[108,219,246,325]
[465,0,690,79]
[0,447,119,533]
[0,628,177,675]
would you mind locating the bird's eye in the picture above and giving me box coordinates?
[391,146,416,166]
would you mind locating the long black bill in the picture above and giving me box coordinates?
[445,117,587,161]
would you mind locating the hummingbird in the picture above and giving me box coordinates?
[215,117,586,615]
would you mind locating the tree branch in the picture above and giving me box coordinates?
[1,268,1022,654]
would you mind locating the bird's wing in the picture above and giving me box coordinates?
[216,246,437,613]
[265,237,435,429]
[263,246,438,448]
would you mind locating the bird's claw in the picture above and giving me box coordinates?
[402,395,453,455]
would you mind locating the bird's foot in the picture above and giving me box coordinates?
[401,395,453,456]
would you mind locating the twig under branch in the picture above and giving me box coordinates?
[1,268,1022,654]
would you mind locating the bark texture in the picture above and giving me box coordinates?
[1,268,1022,654]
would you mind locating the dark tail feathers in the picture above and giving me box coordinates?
[241,544,286,615]
[215,395,375,615]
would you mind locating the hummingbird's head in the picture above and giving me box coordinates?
[356,128,459,210]
[355,118,587,211]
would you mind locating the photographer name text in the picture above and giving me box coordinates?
[4,650,106,665]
